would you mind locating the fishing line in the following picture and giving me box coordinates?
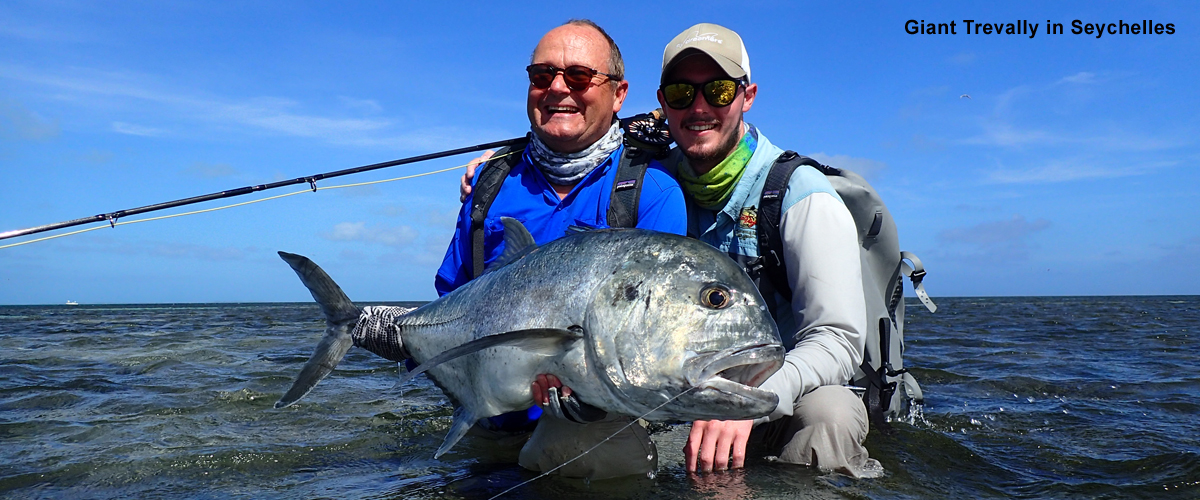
[0,152,517,251]
[487,386,700,500]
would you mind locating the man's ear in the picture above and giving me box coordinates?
[611,80,630,114]
[742,83,757,113]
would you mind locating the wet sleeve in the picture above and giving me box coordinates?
[633,162,687,236]
[754,192,867,424]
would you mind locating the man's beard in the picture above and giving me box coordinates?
[682,118,744,167]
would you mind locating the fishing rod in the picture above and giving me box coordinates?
[0,136,528,242]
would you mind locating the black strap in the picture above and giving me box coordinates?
[605,146,650,229]
[469,136,529,279]
[468,134,649,279]
[754,150,827,303]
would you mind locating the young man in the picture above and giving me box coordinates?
[658,23,877,478]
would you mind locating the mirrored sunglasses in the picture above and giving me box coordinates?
[660,79,743,110]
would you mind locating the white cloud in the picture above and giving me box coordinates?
[112,121,164,136]
[323,222,417,247]
[1058,72,1098,85]
[960,72,1181,152]
[338,96,383,114]
[215,100,390,139]
[961,123,1056,148]
[54,235,253,262]
[984,158,1172,184]
[961,122,1179,151]
[0,64,500,151]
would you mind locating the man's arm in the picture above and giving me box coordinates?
[754,191,866,423]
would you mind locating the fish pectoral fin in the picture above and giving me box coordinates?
[396,327,582,386]
[435,406,480,458]
[482,217,538,274]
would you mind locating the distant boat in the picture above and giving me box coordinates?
[65,300,79,306]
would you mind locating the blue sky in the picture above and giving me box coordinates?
[1,2,1197,304]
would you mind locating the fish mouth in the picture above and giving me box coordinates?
[686,344,784,392]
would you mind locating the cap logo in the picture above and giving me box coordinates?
[677,30,723,47]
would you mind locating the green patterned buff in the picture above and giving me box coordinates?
[677,130,758,209]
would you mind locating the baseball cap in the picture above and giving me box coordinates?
[661,23,751,84]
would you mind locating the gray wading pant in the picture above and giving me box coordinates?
[518,414,657,480]
[751,385,883,478]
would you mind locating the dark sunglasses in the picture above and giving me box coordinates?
[660,79,744,110]
[526,64,619,91]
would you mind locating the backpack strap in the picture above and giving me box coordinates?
[605,145,650,228]
[468,135,529,279]
[468,131,650,278]
[605,108,671,228]
[901,251,938,313]
[754,150,827,303]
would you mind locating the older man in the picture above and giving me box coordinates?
[657,23,878,478]
[436,20,685,293]
[428,19,684,479]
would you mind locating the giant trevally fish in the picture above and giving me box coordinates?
[275,218,783,458]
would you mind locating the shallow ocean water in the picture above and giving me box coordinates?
[1,296,1197,499]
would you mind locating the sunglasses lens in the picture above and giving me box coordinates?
[527,65,556,89]
[562,66,595,91]
[662,83,696,109]
[703,80,739,107]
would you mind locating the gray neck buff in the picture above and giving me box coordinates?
[528,120,623,186]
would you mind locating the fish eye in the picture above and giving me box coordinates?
[700,285,732,309]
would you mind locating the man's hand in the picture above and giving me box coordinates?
[684,419,754,472]
[531,373,571,406]
[459,150,494,202]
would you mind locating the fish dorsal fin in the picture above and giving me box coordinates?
[436,406,479,458]
[396,327,582,387]
[483,217,538,274]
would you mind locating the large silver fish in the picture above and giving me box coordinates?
[276,218,783,458]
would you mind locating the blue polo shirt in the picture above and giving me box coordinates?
[435,143,687,295]
[432,142,686,432]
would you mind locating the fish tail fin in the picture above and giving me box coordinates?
[275,251,361,409]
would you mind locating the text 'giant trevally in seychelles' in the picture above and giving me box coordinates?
[275,218,784,458]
